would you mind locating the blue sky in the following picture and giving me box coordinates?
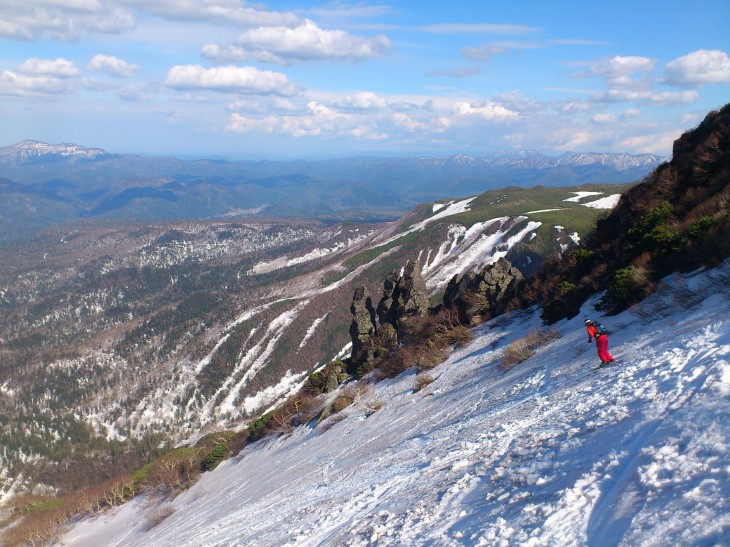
[1,1,729,159]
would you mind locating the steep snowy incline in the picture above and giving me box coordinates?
[62,265,730,546]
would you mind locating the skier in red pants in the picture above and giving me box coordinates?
[585,319,614,365]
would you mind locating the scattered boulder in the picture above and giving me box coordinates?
[309,360,349,394]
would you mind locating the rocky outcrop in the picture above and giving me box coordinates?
[350,259,431,367]
[445,257,524,325]
[393,260,430,339]
[376,271,400,352]
[349,286,376,363]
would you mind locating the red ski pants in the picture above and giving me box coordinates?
[596,334,614,362]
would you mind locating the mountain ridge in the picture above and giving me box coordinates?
[0,139,665,170]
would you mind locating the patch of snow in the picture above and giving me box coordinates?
[564,191,604,202]
[410,197,477,231]
[297,313,329,351]
[582,194,621,209]
[243,369,309,416]
[525,208,562,214]
[423,218,544,292]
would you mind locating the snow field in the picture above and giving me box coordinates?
[62,265,730,546]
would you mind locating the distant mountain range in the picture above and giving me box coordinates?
[0,140,666,242]
[1,140,663,170]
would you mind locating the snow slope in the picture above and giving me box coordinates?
[62,265,730,546]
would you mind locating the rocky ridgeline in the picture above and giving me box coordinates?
[350,257,524,368]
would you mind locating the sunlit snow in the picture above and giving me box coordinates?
[582,194,621,209]
[410,197,477,232]
[62,263,730,546]
[564,191,604,202]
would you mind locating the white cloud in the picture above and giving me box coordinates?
[228,97,299,114]
[591,55,655,88]
[88,54,139,77]
[0,1,135,41]
[460,44,508,61]
[0,57,81,96]
[451,101,519,121]
[664,49,730,86]
[0,71,71,96]
[120,0,300,28]
[622,108,641,118]
[165,65,299,96]
[557,100,592,114]
[333,91,387,110]
[391,112,427,132]
[118,83,156,101]
[618,130,683,154]
[203,19,391,65]
[592,113,615,124]
[592,89,699,105]
[226,100,389,141]
[18,57,80,78]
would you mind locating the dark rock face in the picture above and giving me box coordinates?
[376,271,400,327]
[445,257,524,325]
[349,286,376,361]
[350,260,431,366]
[394,260,430,335]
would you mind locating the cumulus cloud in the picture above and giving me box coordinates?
[88,54,139,77]
[391,112,427,132]
[17,57,80,77]
[1,73,73,96]
[591,55,655,87]
[460,44,508,61]
[333,91,387,110]
[0,1,135,41]
[226,100,388,140]
[165,65,299,96]
[0,57,82,96]
[451,101,519,121]
[663,49,730,86]
[202,19,391,65]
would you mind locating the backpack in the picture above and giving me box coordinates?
[591,321,609,335]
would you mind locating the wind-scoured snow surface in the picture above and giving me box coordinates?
[63,266,730,546]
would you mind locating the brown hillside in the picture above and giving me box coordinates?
[516,102,730,322]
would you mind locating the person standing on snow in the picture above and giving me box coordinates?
[585,319,614,365]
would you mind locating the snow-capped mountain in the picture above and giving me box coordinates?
[60,263,730,546]
[455,150,665,171]
[0,140,107,161]
[557,152,664,170]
